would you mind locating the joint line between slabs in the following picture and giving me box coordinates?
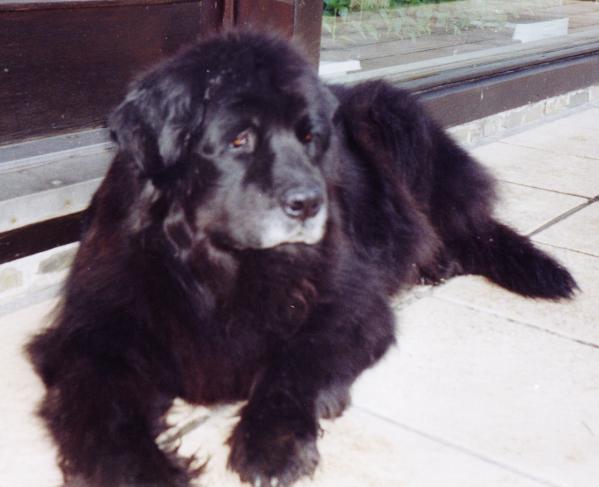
[352,406,561,487]
[528,199,598,237]
[433,295,599,351]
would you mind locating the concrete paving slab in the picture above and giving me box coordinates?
[1,254,596,486]
[0,299,62,487]
[540,107,599,131]
[499,109,599,161]
[533,202,599,257]
[165,402,546,487]
[472,142,599,198]
[434,245,599,346]
[493,182,587,235]
[0,299,546,487]
[352,297,599,487]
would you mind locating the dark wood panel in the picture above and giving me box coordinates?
[292,0,324,66]
[236,0,294,37]
[0,2,215,145]
[235,0,322,65]
[198,0,224,34]
[0,1,193,13]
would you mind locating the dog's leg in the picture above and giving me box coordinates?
[227,293,395,487]
[315,381,352,420]
[36,372,192,487]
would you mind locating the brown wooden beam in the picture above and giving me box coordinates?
[415,47,599,127]
[234,0,323,65]
[0,212,83,265]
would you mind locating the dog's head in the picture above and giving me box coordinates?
[109,32,339,253]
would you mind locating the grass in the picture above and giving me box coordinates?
[322,0,560,45]
[323,0,460,17]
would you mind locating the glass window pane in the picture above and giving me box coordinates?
[320,1,599,81]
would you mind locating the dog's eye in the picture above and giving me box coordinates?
[231,134,247,148]
[296,118,316,145]
[297,128,315,145]
[230,129,255,151]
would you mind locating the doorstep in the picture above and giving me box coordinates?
[0,128,112,233]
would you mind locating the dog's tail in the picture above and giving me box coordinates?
[453,221,578,300]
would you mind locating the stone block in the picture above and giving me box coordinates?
[568,90,590,108]
[502,107,526,130]
[521,101,545,125]
[37,248,76,274]
[0,268,23,293]
[482,113,504,138]
[544,94,569,115]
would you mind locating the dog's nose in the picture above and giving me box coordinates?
[280,186,323,220]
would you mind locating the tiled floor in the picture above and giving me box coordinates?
[1,106,598,487]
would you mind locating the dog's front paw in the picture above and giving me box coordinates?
[227,416,319,486]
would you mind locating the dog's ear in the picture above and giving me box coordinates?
[109,81,193,178]
[319,84,340,121]
[109,95,160,176]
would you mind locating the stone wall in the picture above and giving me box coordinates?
[447,84,599,147]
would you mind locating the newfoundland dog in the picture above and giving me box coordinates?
[27,31,577,487]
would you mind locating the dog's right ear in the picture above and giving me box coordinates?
[109,94,163,177]
[109,80,195,178]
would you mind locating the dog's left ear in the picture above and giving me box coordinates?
[319,84,340,121]
[109,80,192,178]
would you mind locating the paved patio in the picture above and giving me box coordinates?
[1,105,598,486]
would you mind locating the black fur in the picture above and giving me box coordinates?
[26,31,577,487]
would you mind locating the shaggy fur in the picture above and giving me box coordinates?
[26,31,577,487]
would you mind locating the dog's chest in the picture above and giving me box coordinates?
[187,290,318,401]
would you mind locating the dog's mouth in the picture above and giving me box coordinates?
[256,204,328,249]
[209,205,328,252]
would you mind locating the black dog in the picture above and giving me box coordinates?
[27,31,577,487]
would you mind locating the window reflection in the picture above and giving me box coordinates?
[320,0,599,79]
